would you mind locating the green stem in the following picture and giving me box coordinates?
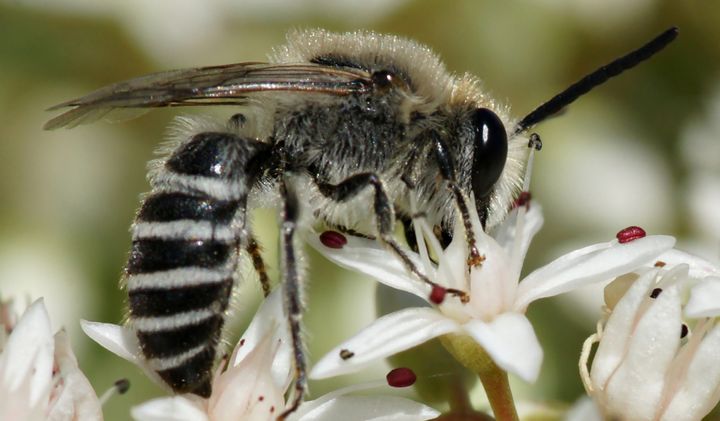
[476,363,518,421]
[448,377,473,413]
[440,334,519,421]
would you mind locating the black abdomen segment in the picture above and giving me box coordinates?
[125,131,268,397]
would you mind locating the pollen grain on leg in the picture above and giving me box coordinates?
[467,252,486,267]
[446,288,470,303]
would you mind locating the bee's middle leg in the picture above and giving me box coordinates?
[314,172,460,296]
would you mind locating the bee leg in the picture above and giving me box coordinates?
[246,235,271,297]
[399,213,419,253]
[315,173,466,299]
[277,179,307,420]
[432,134,484,267]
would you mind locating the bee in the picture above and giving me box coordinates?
[45,27,677,418]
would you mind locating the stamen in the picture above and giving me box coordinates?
[616,226,647,243]
[506,137,539,281]
[386,367,417,388]
[320,230,347,249]
[528,133,543,151]
[680,324,689,338]
[99,378,130,406]
[339,349,355,360]
[650,288,663,299]
[409,193,435,278]
[513,191,532,210]
[521,136,539,193]
[429,285,447,304]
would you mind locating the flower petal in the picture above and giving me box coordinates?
[80,320,141,364]
[656,249,720,279]
[684,277,720,318]
[467,231,517,320]
[463,313,543,382]
[131,396,208,421]
[589,269,657,390]
[291,395,440,421]
[310,308,461,379]
[564,396,603,421]
[0,299,54,408]
[80,320,166,390]
[306,231,431,299]
[491,203,544,267]
[231,287,291,389]
[515,235,675,310]
[602,283,682,420]
[210,327,285,421]
[659,324,720,421]
[46,330,102,421]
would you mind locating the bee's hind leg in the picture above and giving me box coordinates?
[277,179,308,420]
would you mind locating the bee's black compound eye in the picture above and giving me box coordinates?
[470,108,508,202]
[371,70,395,90]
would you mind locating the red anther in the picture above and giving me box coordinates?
[320,230,347,249]
[513,191,532,209]
[386,367,417,388]
[429,285,447,304]
[616,226,646,243]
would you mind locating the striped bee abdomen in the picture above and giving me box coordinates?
[125,131,269,397]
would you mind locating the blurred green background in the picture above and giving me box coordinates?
[0,0,719,419]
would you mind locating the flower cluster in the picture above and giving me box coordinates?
[6,191,720,420]
[82,288,440,421]
[307,201,675,385]
[6,195,720,420]
[579,250,720,421]
[0,299,103,421]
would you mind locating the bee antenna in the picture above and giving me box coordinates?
[513,26,679,135]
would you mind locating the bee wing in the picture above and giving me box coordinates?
[44,62,372,130]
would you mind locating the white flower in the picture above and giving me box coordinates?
[308,201,675,383]
[580,262,720,421]
[0,298,102,421]
[82,288,440,421]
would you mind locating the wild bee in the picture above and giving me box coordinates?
[45,27,677,418]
